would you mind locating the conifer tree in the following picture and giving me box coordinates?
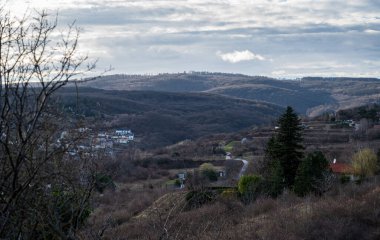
[264,136,284,197]
[276,106,304,187]
[264,106,304,192]
[294,151,329,196]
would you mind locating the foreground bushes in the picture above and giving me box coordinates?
[95,180,380,240]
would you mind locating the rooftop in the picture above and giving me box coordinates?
[329,163,354,174]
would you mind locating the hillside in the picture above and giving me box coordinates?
[57,87,283,148]
[77,73,380,116]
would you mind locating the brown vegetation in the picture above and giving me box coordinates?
[82,179,380,239]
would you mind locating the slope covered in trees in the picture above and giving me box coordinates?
[57,87,283,148]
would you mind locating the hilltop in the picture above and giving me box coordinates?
[77,73,380,116]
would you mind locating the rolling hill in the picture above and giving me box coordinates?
[77,73,380,116]
[57,87,283,148]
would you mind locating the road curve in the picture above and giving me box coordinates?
[234,158,248,179]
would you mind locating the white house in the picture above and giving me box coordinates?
[113,129,134,144]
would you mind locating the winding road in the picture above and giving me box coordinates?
[234,158,249,179]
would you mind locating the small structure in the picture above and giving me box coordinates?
[329,162,357,181]
[346,120,355,127]
[178,172,186,180]
[330,163,354,175]
[113,129,134,144]
[177,172,187,189]
[225,152,232,160]
[115,130,132,136]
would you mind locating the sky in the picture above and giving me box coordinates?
[4,0,380,78]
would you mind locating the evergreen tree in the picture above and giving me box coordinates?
[264,136,284,197]
[266,157,284,197]
[376,149,380,175]
[276,106,304,187]
[264,106,304,194]
[294,151,329,197]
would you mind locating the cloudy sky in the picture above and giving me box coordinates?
[5,0,380,78]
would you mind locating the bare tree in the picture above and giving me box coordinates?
[0,8,97,239]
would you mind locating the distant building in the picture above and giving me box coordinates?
[113,129,134,144]
[329,163,354,175]
[329,162,357,181]
[177,172,187,189]
[178,172,187,180]
[115,130,132,136]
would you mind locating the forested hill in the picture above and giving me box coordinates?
[57,87,283,148]
[77,73,380,116]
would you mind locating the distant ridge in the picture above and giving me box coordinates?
[77,72,380,116]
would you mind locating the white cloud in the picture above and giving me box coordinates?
[217,50,265,63]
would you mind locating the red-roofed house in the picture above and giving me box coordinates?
[329,163,354,174]
[330,163,357,181]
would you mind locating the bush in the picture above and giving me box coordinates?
[95,174,115,193]
[186,190,215,209]
[340,174,351,184]
[238,175,263,203]
[221,189,238,199]
[174,179,181,187]
[202,169,218,181]
[199,163,218,181]
[352,148,378,178]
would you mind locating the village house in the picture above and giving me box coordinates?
[329,161,357,181]
[113,129,134,144]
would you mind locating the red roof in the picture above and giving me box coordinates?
[329,163,354,174]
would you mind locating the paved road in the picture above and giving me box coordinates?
[235,158,249,179]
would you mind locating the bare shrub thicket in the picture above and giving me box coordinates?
[81,187,166,239]
[94,180,380,240]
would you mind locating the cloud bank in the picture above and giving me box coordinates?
[5,0,380,78]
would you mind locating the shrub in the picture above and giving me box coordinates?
[352,148,378,178]
[221,189,238,199]
[186,190,215,209]
[174,179,181,187]
[95,174,116,193]
[199,163,218,181]
[238,175,263,203]
[202,169,218,181]
[340,174,351,184]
